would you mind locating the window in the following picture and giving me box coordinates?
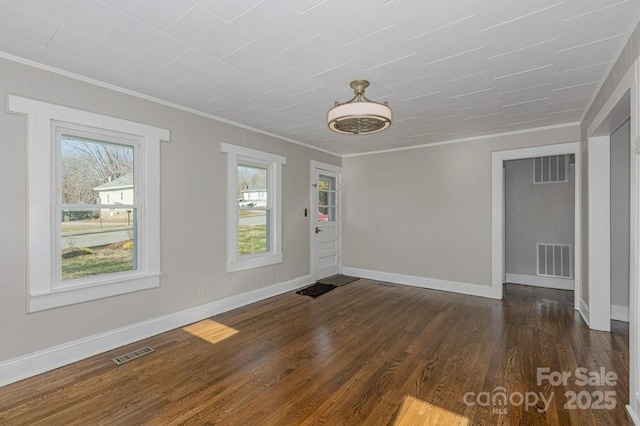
[9,95,169,312]
[221,143,285,272]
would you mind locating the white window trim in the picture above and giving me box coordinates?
[8,95,169,312]
[220,143,285,272]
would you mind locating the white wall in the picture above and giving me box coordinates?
[611,119,631,311]
[342,125,580,291]
[0,57,340,365]
[504,158,575,278]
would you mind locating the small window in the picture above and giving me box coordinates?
[533,155,568,183]
[221,143,285,272]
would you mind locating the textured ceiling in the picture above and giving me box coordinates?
[0,0,638,155]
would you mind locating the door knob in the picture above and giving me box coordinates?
[315,227,323,234]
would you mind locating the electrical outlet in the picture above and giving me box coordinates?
[197,285,206,297]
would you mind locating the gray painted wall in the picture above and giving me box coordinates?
[504,158,575,278]
[611,119,630,309]
[342,125,581,287]
[0,57,341,363]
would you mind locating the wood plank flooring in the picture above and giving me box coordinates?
[0,280,630,425]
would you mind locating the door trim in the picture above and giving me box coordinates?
[310,161,343,281]
[491,142,582,305]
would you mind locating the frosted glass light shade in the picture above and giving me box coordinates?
[327,101,392,134]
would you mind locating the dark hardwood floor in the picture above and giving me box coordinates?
[0,280,630,425]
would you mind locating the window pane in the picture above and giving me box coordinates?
[238,210,269,255]
[238,164,268,207]
[61,135,134,204]
[61,208,136,280]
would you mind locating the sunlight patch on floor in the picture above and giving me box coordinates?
[393,395,469,426]
[182,319,239,344]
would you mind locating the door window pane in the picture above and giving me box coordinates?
[318,174,336,222]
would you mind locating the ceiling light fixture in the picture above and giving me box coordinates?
[328,80,392,134]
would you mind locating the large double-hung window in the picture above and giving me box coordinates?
[9,96,169,312]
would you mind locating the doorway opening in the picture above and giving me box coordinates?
[492,142,582,308]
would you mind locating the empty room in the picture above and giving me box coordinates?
[1,0,639,424]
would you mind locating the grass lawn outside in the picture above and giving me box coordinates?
[62,245,134,280]
[239,225,268,255]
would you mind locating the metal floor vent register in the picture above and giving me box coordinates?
[112,346,155,365]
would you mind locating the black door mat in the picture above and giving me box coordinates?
[317,274,360,287]
[297,283,336,298]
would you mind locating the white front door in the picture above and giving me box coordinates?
[311,162,341,280]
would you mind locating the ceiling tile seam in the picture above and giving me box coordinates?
[458,101,501,111]
[401,91,444,102]
[502,97,549,108]
[449,87,496,99]
[487,38,558,60]
[547,107,586,116]
[0,50,339,157]
[504,108,549,118]
[366,53,416,71]
[298,0,329,15]
[424,46,484,66]
[425,114,459,123]
[556,33,626,53]
[338,24,395,48]
[93,1,128,39]
[227,0,265,24]
[440,69,492,85]
[217,40,254,61]
[497,83,552,96]
[387,72,431,88]
[276,33,321,55]
[310,60,353,77]
[480,2,564,32]
[561,0,633,23]
[464,112,503,120]
[549,96,592,106]
[578,8,640,123]
[506,118,549,127]
[109,12,192,53]
[44,24,61,47]
[553,60,611,76]
[493,64,555,81]
[406,14,476,41]
[158,3,200,33]
[550,81,599,92]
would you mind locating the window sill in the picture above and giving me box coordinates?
[28,273,160,312]
[227,253,283,273]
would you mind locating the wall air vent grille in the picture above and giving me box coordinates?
[537,244,572,278]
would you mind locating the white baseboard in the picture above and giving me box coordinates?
[506,273,574,290]
[627,404,640,426]
[342,267,502,299]
[612,305,630,322]
[0,274,313,388]
[579,298,590,326]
